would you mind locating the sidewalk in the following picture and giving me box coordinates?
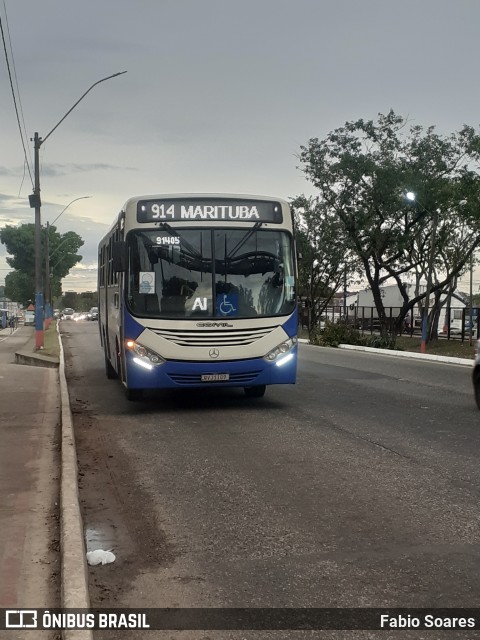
[0,326,60,632]
[0,325,91,640]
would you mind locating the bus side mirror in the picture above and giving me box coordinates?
[112,241,126,272]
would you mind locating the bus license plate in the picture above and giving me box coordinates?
[201,373,229,382]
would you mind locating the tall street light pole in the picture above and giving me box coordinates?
[469,252,474,347]
[44,196,92,325]
[406,192,439,354]
[30,71,126,349]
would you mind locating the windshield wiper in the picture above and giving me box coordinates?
[226,222,262,260]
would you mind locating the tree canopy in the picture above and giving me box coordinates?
[291,194,359,335]
[298,110,480,339]
[0,223,83,306]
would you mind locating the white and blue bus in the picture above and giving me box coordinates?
[98,193,298,400]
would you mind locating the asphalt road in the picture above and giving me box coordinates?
[62,321,480,639]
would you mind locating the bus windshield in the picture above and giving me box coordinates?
[126,228,296,319]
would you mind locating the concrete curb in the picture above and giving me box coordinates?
[58,325,93,640]
[338,343,474,367]
[12,325,59,368]
[15,349,59,368]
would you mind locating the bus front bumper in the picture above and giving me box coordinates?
[125,348,298,390]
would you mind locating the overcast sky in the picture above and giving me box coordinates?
[1,0,480,293]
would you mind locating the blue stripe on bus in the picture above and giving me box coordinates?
[123,311,145,340]
[282,308,298,337]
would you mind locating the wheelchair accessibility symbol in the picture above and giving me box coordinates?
[217,293,238,316]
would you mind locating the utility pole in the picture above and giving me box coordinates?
[30,132,44,348]
[29,71,126,349]
[44,222,50,328]
[469,252,474,347]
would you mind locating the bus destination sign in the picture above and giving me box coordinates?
[137,199,283,224]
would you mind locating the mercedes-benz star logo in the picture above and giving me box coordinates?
[209,348,220,359]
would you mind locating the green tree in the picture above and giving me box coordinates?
[4,271,34,306]
[298,110,480,341]
[75,291,98,311]
[291,195,358,336]
[62,291,79,310]
[0,223,84,306]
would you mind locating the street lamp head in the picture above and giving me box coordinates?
[50,195,92,226]
[405,191,416,202]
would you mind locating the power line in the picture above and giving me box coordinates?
[2,1,33,177]
[0,11,34,189]
[3,12,33,180]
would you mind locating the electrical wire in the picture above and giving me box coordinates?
[0,10,34,190]
[2,1,33,176]
[18,158,26,197]
[2,2,33,178]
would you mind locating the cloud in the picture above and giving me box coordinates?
[0,166,26,177]
[0,164,137,178]
[0,193,33,225]
[0,192,109,290]
[40,162,138,177]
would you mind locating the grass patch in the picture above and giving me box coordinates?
[394,336,476,360]
[301,325,476,360]
[42,322,60,359]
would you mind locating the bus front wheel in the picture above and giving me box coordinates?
[244,385,266,398]
[105,353,118,379]
[474,371,480,410]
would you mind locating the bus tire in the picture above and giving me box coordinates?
[474,371,480,410]
[105,353,118,379]
[244,385,266,398]
[126,387,143,401]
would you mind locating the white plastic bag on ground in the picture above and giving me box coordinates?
[86,549,116,566]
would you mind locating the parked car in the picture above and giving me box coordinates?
[473,341,480,410]
[88,306,98,321]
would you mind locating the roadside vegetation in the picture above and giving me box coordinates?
[307,321,475,360]
[294,110,480,345]
[394,336,475,360]
[309,321,399,350]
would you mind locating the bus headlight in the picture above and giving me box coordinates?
[264,337,297,365]
[125,340,165,367]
